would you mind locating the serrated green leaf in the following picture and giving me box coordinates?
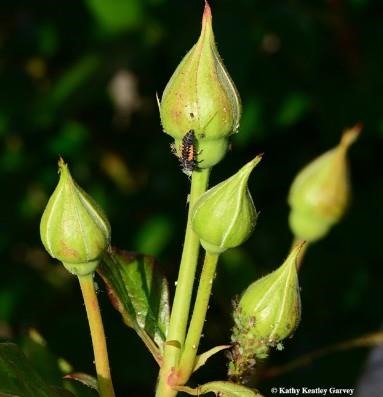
[0,343,76,397]
[98,248,169,364]
[176,381,262,397]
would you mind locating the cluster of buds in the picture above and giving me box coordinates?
[159,0,360,377]
[38,2,361,392]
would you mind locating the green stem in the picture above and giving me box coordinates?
[78,273,116,397]
[156,169,210,397]
[178,251,219,382]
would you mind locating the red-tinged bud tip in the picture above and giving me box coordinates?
[203,1,212,24]
[340,123,362,150]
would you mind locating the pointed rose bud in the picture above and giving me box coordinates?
[238,243,302,342]
[288,124,361,242]
[40,159,111,276]
[228,243,303,383]
[192,156,261,254]
[159,1,241,170]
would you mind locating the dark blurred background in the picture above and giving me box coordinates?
[1,0,382,395]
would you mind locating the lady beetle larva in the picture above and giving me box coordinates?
[179,130,198,176]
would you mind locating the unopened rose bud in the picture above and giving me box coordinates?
[159,2,241,170]
[228,243,303,383]
[40,159,111,276]
[288,124,361,242]
[192,156,261,254]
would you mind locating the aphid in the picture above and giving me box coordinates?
[179,130,198,176]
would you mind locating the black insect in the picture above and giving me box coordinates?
[179,130,199,176]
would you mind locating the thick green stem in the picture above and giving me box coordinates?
[156,169,210,397]
[78,273,116,397]
[178,251,219,382]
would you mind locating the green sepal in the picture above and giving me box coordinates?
[193,345,231,373]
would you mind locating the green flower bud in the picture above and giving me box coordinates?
[192,156,261,254]
[288,125,361,242]
[228,243,303,383]
[238,244,302,342]
[159,1,241,169]
[40,159,111,276]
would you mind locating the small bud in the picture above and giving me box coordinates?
[159,2,241,169]
[192,156,261,254]
[288,124,361,242]
[228,243,303,383]
[238,243,302,342]
[40,159,111,276]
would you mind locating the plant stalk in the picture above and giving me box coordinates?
[155,169,210,397]
[78,273,116,397]
[178,251,219,382]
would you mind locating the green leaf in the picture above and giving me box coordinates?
[98,248,169,364]
[0,343,76,397]
[20,329,67,387]
[20,330,97,397]
[64,373,98,391]
[176,381,262,396]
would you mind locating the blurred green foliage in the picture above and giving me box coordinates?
[0,0,382,395]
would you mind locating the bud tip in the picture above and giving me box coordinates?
[254,153,264,163]
[243,154,263,176]
[341,123,362,149]
[203,1,212,23]
[58,156,65,169]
